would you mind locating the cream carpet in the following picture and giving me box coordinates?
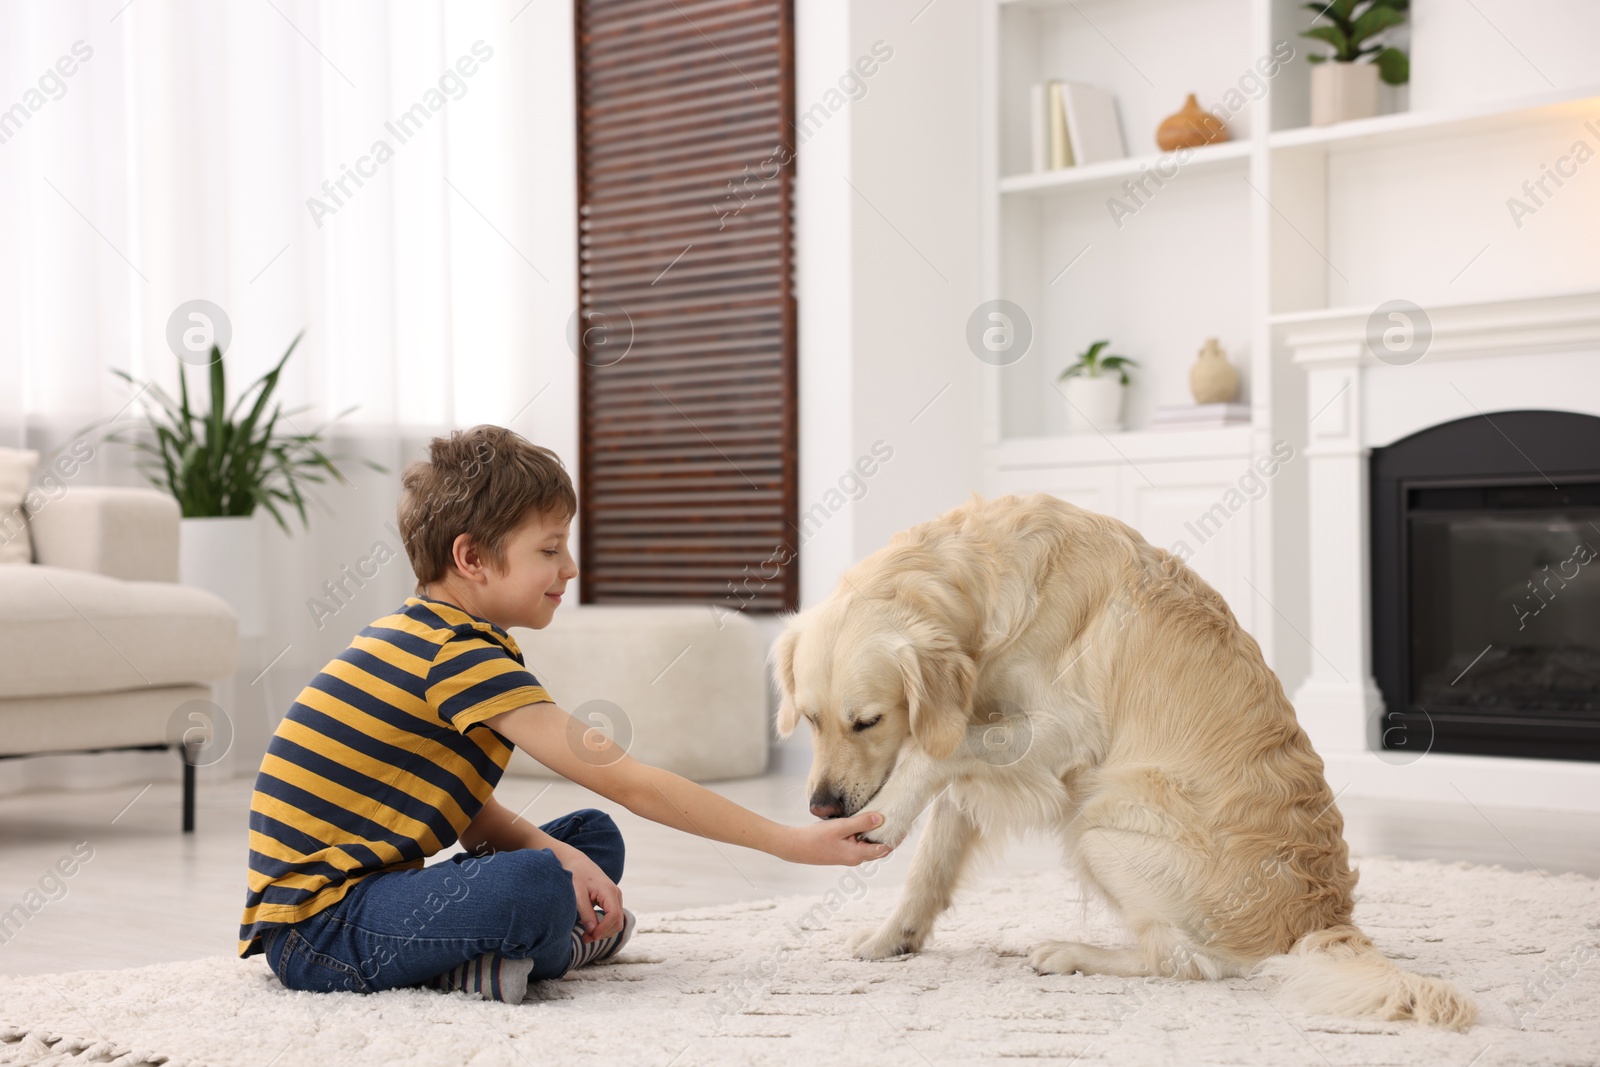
[1,857,1595,1067]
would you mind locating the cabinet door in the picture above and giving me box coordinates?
[1117,459,1259,639]
[989,464,1121,519]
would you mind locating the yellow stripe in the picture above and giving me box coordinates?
[320,657,435,723]
[348,631,434,677]
[411,598,521,654]
[451,687,553,734]
[276,717,477,832]
[247,821,362,869]
[259,752,447,856]
[248,790,414,871]
[293,683,430,751]
[291,680,510,799]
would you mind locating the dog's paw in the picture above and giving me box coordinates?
[848,924,923,961]
[1028,940,1087,975]
[855,812,913,849]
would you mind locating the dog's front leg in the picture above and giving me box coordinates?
[856,747,950,849]
[850,791,981,960]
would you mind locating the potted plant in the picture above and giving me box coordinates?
[1301,0,1410,126]
[1056,340,1137,434]
[85,332,376,637]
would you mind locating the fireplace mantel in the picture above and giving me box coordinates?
[1280,289,1600,368]
[1278,288,1600,813]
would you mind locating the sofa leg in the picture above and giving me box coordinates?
[182,745,196,833]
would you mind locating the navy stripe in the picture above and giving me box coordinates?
[407,599,522,658]
[249,807,389,873]
[342,643,430,695]
[254,771,427,862]
[247,848,346,886]
[427,641,513,685]
[268,734,460,849]
[357,622,441,663]
[435,671,541,728]
[249,802,334,859]
[289,705,491,821]
[260,881,324,908]
[301,671,503,784]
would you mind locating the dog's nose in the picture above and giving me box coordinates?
[809,791,845,820]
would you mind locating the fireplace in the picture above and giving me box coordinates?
[1371,411,1600,762]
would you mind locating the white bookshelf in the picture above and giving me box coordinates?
[976,0,1600,680]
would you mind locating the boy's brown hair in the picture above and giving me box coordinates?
[398,425,577,593]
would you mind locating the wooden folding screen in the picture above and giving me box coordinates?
[574,0,798,611]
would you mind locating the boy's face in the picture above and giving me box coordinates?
[477,511,578,630]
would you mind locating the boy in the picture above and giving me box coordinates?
[238,425,889,1003]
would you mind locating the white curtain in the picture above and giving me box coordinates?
[0,0,582,792]
[2,0,577,433]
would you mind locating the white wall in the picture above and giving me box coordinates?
[847,0,985,561]
[793,0,986,612]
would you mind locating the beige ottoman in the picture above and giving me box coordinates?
[505,606,770,782]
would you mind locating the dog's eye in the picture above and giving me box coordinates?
[851,716,882,733]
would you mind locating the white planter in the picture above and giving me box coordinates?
[1311,61,1381,126]
[180,515,264,639]
[1062,376,1126,434]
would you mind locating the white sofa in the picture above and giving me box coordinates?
[0,487,238,830]
[507,605,771,782]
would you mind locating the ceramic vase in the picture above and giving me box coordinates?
[179,515,264,639]
[1310,62,1381,126]
[1156,93,1230,151]
[1189,339,1239,404]
[1063,376,1125,434]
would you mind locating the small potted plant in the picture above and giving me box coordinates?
[1056,340,1137,434]
[1301,0,1409,126]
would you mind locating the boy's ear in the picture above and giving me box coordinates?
[449,533,486,581]
[769,623,802,738]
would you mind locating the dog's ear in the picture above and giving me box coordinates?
[896,636,975,760]
[769,623,802,738]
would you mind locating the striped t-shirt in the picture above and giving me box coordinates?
[237,597,552,958]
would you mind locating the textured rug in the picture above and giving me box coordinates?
[1,857,1596,1067]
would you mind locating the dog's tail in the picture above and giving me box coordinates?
[1258,924,1477,1030]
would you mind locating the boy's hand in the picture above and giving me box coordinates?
[555,847,625,942]
[785,811,895,866]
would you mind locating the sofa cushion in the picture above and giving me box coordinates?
[0,447,39,565]
[0,565,238,699]
[0,685,217,756]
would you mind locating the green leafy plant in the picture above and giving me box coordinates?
[1056,340,1138,386]
[1302,0,1410,85]
[86,332,381,532]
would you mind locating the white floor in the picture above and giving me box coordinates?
[2,757,1599,978]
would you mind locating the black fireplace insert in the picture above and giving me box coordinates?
[1371,410,1600,762]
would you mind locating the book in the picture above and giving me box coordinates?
[1059,82,1126,166]
[1030,80,1124,172]
[1150,403,1251,431]
[1046,82,1074,170]
[1031,83,1048,173]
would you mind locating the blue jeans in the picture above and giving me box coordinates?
[260,808,625,993]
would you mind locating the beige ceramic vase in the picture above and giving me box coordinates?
[1189,338,1238,404]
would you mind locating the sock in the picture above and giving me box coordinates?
[424,951,534,1003]
[569,907,636,970]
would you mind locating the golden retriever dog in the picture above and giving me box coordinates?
[770,492,1475,1029]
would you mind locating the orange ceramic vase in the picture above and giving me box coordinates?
[1157,94,1231,152]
